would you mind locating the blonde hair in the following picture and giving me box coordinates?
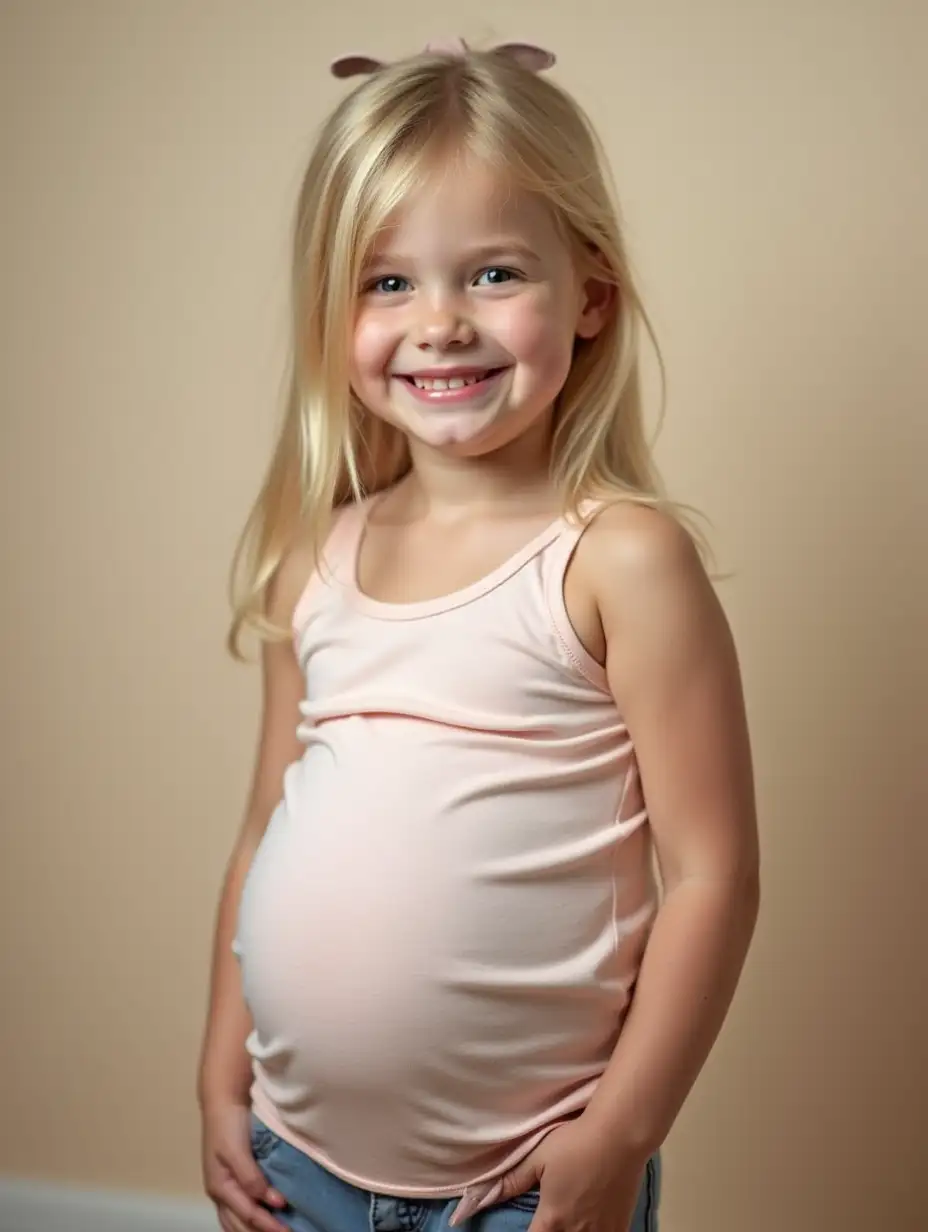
[228,47,699,656]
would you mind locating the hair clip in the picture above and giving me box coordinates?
[330,38,556,80]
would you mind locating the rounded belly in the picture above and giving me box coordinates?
[235,715,650,1181]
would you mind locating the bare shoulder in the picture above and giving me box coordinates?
[576,501,712,617]
[577,505,756,891]
[573,500,737,696]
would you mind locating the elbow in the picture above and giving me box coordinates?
[738,859,761,936]
[709,857,762,933]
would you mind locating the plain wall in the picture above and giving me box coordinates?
[1,2,925,1230]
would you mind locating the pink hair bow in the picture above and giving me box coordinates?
[331,37,556,79]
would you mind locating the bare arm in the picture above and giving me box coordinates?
[581,506,760,1156]
[197,547,311,1111]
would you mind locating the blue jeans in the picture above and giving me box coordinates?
[251,1118,660,1232]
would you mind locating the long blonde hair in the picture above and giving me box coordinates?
[229,47,697,656]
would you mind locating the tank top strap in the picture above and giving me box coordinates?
[292,501,366,637]
[540,501,610,689]
[320,500,367,578]
[541,500,606,588]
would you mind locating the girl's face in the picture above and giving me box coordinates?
[351,158,610,458]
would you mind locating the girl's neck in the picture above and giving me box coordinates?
[399,412,557,520]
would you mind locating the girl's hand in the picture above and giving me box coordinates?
[450,1121,646,1232]
[201,1100,289,1232]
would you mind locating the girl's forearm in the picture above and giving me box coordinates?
[197,845,256,1109]
[581,871,760,1157]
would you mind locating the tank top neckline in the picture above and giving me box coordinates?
[344,495,570,622]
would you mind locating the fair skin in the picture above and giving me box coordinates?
[198,539,312,1232]
[199,157,759,1232]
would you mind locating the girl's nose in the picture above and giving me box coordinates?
[413,300,477,350]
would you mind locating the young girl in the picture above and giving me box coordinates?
[198,38,759,1232]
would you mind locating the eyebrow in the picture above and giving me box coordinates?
[363,241,542,268]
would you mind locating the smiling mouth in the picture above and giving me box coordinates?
[399,368,506,392]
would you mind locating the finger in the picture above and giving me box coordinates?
[221,1212,262,1232]
[219,1150,287,1213]
[452,1156,540,1224]
[225,1148,287,1208]
[216,1181,289,1232]
[218,1208,252,1232]
[450,1179,501,1227]
[495,1158,542,1205]
[218,1210,248,1232]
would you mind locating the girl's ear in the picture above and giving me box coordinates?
[576,273,616,340]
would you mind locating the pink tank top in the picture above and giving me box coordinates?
[235,500,657,1196]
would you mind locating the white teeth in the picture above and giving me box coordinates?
[411,373,487,390]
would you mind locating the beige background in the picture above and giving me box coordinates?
[1,1,925,1230]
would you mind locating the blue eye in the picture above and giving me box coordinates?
[475,267,516,286]
[371,275,411,294]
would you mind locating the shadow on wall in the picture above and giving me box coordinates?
[658,285,925,1229]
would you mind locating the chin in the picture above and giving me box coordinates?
[400,405,506,452]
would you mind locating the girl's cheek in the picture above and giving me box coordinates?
[487,287,559,341]
[353,314,394,368]
[494,305,572,369]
